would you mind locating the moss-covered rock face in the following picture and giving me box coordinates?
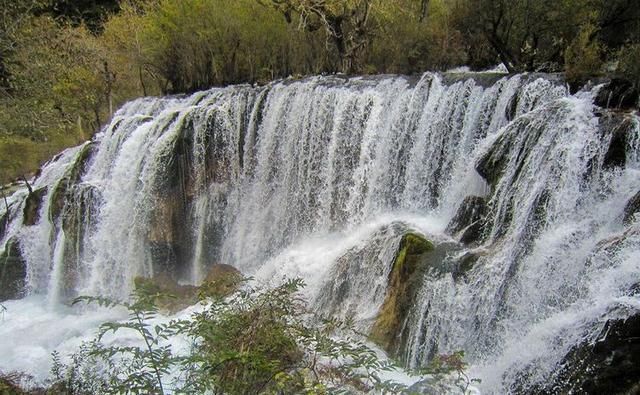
[0,237,27,302]
[533,314,640,394]
[23,186,47,226]
[370,232,434,353]
[55,184,101,302]
[0,209,8,242]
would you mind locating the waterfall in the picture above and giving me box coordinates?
[1,73,638,393]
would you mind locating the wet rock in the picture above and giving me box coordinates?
[50,142,96,222]
[0,209,8,241]
[623,190,640,225]
[594,78,639,110]
[314,223,409,323]
[57,184,101,300]
[538,314,640,394]
[597,112,635,170]
[446,196,488,245]
[23,187,47,226]
[452,252,480,281]
[476,136,512,189]
[0,237,27,301]
[505,93,519,121]
[370,232,434,353]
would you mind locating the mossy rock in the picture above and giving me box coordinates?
[452,252,480,281]
[23,186,47,226]
[0,237,27,302]
[0,209,8,242]
[370,232,434,353]
[476,134,512,190]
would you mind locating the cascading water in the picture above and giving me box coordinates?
[1,72,638,393]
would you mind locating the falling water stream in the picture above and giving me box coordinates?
[1,72,638,393]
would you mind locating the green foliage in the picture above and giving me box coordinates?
[140,0,296,92]
[2,0,638,183]
[565,23,603,86]
[67,283,182,395]
[51,278,460,394]
[415,351,480,394]
[616,44,640,88]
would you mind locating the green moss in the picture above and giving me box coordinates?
[370,232,434,353]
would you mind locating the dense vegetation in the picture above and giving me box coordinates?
[1,279,472,394]
[1,0,639,183]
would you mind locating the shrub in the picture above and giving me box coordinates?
[52,278,421,394]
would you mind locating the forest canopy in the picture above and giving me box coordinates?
[1,0,639,183]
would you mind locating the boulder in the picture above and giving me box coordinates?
[452,252,480,281]
[505,93,519,121]
[370,232,434,353]
[0,208,8,241]
[594,78,639,110]
[0,237,27,302]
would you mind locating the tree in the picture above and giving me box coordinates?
[263,0,381,73]
[455,0,593,72]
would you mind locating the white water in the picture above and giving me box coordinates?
[1,73,639,393]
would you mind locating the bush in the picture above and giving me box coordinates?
[52,278,421,394]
